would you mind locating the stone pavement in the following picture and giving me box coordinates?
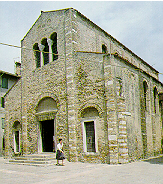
[0,155,163,184]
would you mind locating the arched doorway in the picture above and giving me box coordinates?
[36,97,58,152]
[81,107,99,153]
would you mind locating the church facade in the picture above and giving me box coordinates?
[4,8,163,164]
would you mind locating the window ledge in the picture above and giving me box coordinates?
[84,152,99,156]
[14,152,20,154]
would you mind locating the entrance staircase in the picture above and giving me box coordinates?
[8,152,58,166]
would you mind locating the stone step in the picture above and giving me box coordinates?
[7,161,56,167]
[9,159,55,164]
[13,157,56,161]
[7,152,66,166]
[21,154,56,159]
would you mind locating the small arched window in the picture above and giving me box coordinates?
[50,32,58,61]
[33,43,41,68]
[143,81,148,111]
[102,44,107,54]
[41,38,49,65]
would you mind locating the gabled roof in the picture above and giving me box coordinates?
[21,8,70,42]
[22,7,159,74]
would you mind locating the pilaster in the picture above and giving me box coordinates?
[104,55,118,164]
[104,55,129,164]
[64,9,78,162]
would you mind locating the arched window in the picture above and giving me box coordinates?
[102,44,107,54]
[41,38,49,65]
[143,81,148,111]
[50,32,58,61]
[33,43,41,68]
[154,87,158,113]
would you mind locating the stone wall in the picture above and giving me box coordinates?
[4,80,22,157]
[4,8,163,164]
[74,52,108,163]
[72,8,159,80]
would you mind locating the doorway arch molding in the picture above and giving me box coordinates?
[78,102,103,118]
[35,92,59,121]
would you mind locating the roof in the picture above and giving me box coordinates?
[43,8,159,74]
[0,70,20,78]
[72,8,159,74]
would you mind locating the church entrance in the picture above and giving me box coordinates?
[41,120,54,152]
[36,97,58,153]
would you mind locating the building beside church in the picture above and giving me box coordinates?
[0,69,20,156]
[4,8,163,164]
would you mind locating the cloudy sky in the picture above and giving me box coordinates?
[0,1,163,82]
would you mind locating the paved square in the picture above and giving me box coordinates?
[0,156,163,184]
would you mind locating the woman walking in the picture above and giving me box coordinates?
[56,138,65,166]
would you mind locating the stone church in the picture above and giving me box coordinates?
[4,8,163,164]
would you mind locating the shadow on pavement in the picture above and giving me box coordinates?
[144,156,163,165]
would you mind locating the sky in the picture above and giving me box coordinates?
[0,1,163,82]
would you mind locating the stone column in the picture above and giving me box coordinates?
[47,38,53,63]
[38,44,45,67]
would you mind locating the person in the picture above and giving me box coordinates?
[56,138,65,166]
